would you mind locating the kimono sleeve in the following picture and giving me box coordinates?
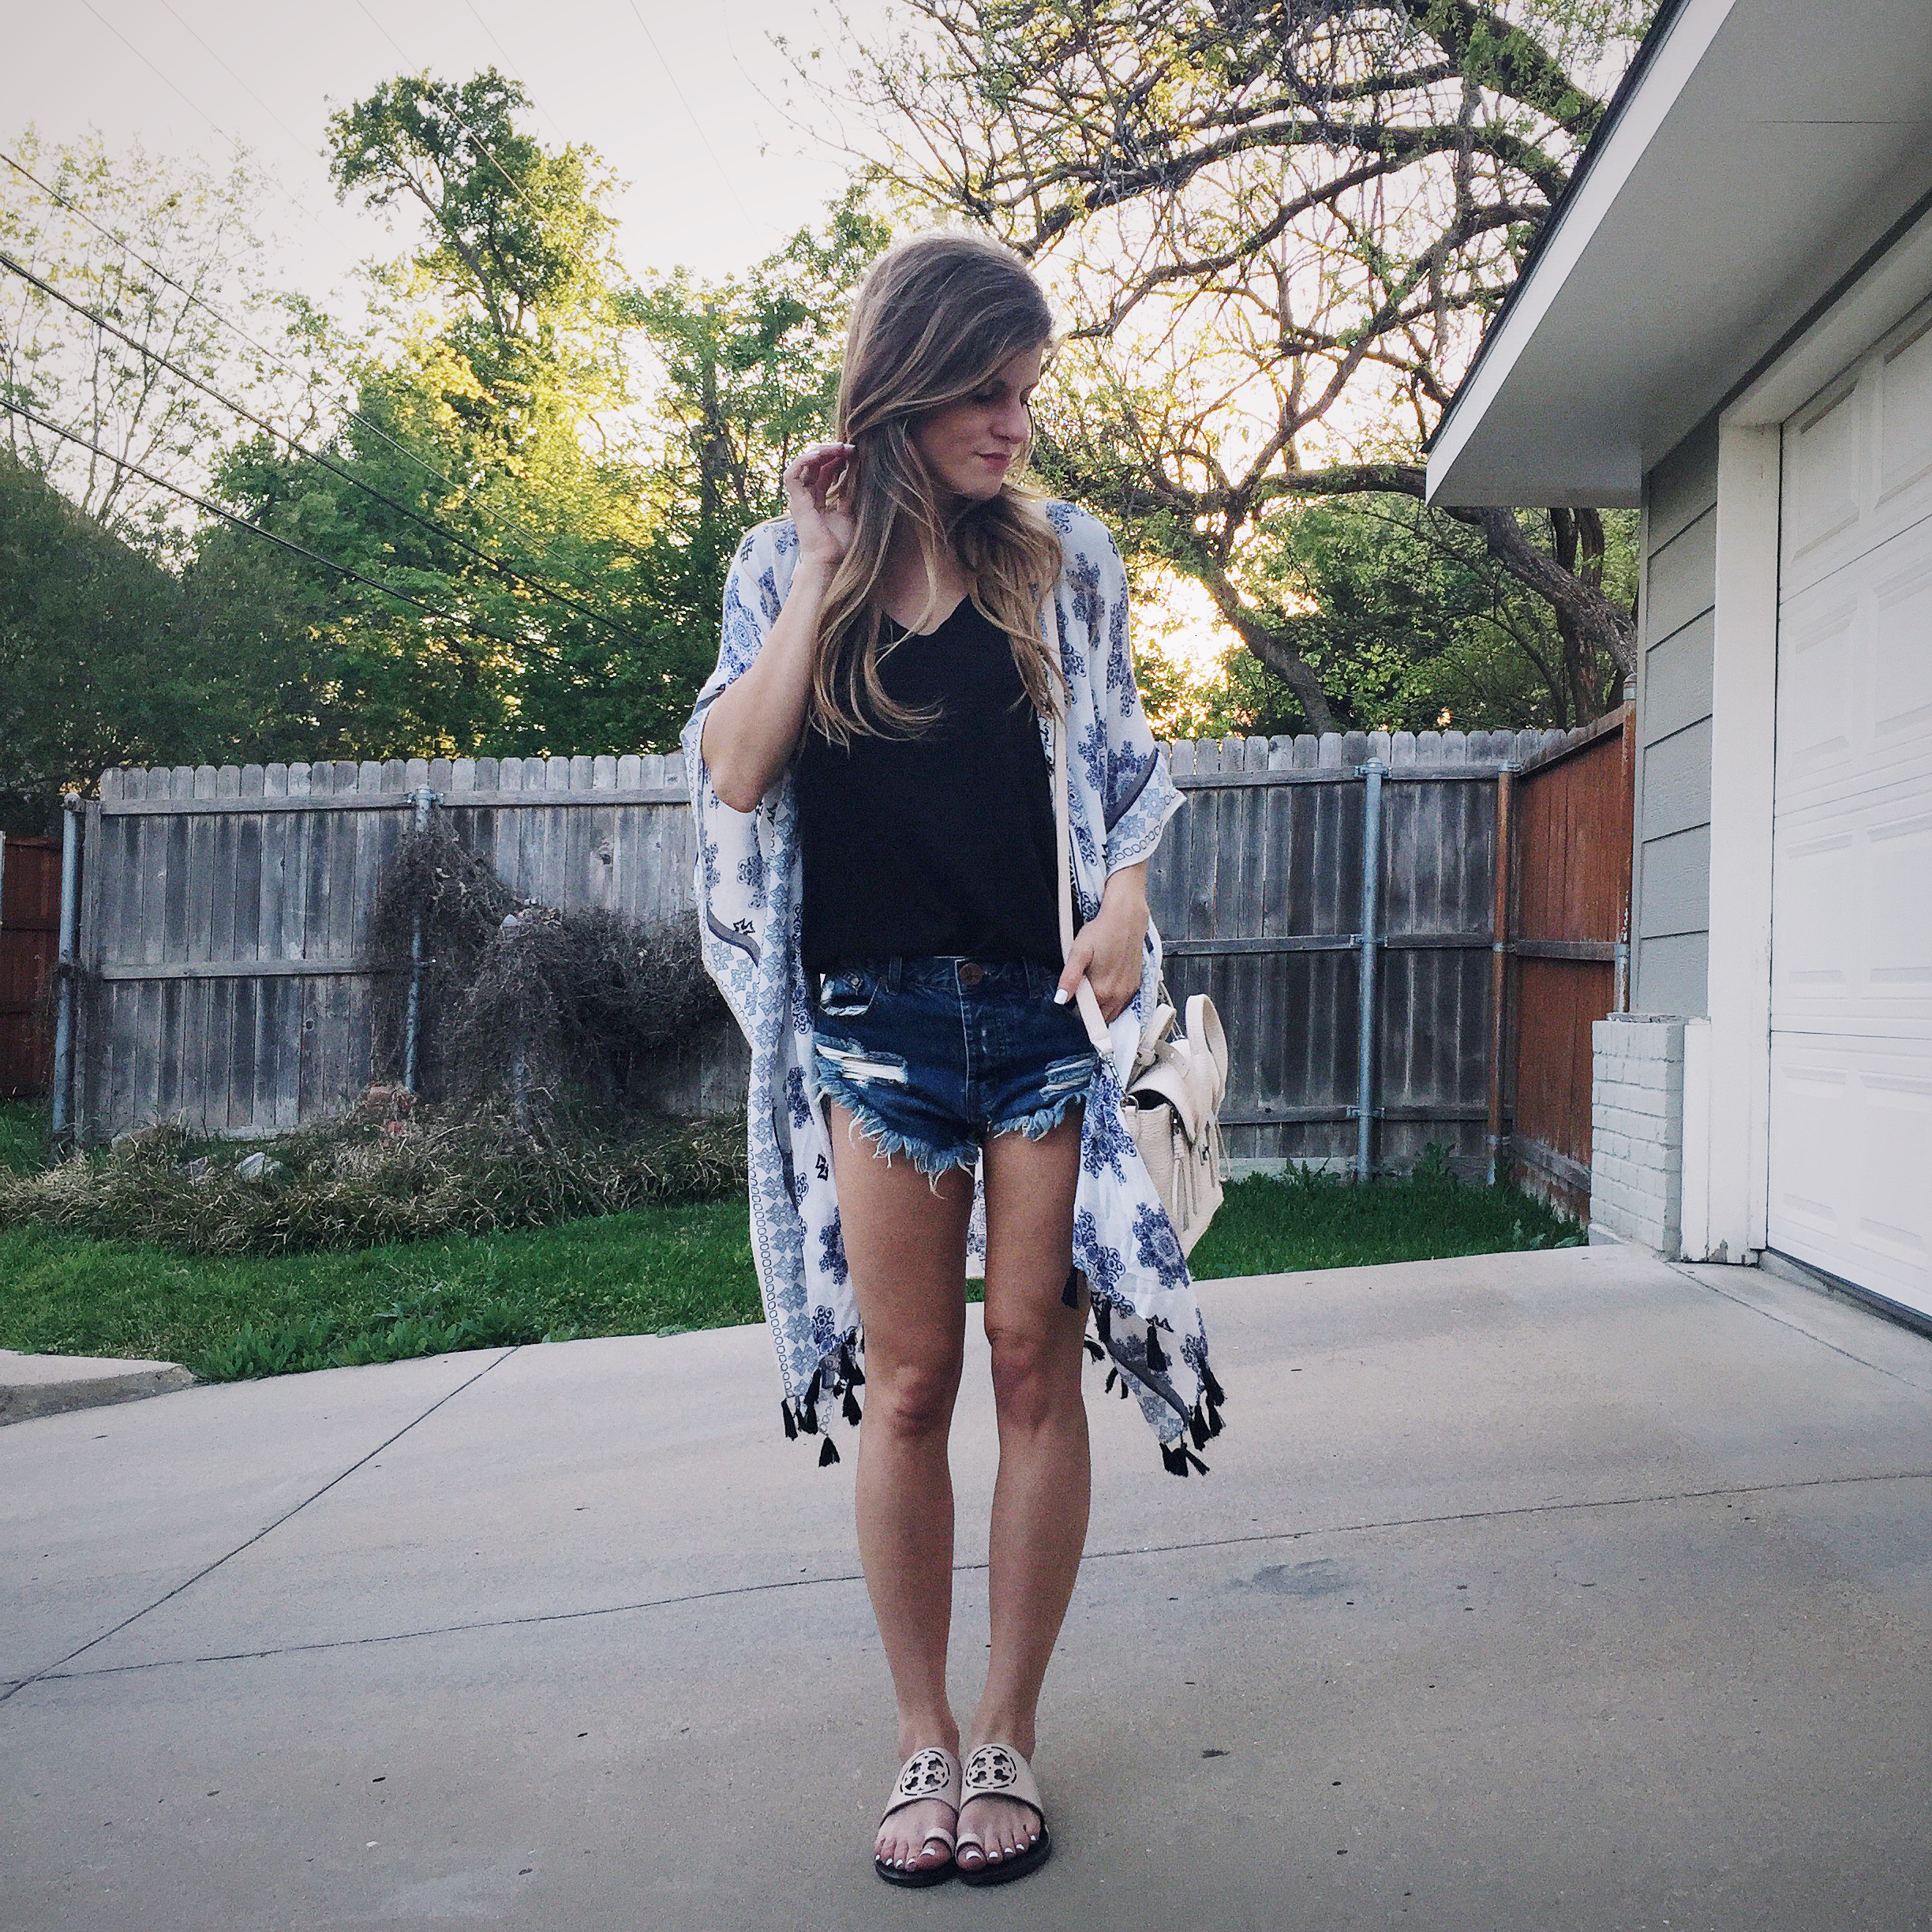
[677,520,789,995]
[1091,520,1187,877]
[680,520,784,798]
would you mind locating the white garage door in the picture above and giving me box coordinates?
[1770,304,1932,1319]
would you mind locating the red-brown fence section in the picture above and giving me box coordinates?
[0,834,60,1099]
[1493,706,1635,1216]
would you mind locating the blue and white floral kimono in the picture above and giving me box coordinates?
[678,499,1226,1475]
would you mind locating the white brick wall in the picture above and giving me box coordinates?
[1590,1015,1687,1254]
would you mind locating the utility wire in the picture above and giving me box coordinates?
[73,0,332,238]
[0,148,637,638]
[460,0,571,148]
[4,399,527,650]
[351,0,556,224]
[153,0,309,157]
[0,245,647,647]
[623,1,766,237]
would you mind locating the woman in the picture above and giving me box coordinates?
[679,230,1226,1889]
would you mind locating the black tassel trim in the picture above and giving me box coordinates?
[1103,1366,1118,1395]
[1200,1359,1226,1408]
[1161,1440,1187,1477]
[1061,1265,1082,1310]
[841,1385,863,1427]
[1095,1300,1113,1343]
[818,1434,841,1467]
[781,1398,798,1441]
[1144,1324,1168,1372]
[1081,1336,1105,1361]
[1189,1401,1210,1450]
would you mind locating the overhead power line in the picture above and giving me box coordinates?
[4,399,527,652]
[623,1,766,237]
[73,0,332,239]
[0,246,649,649]
[351,0,556,225]
[0,151,643,645]
[0,148,566,572]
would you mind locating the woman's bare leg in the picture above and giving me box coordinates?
[823,1098,976,1874]
[957,1104,1090,1869]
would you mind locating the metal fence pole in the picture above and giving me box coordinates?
[401,783,436,1096]
[1354,758,1387,1183]
[48,791,81,1149]
[1486,762,1518,1186]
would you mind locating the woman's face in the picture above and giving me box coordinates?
[911,342,1046,511]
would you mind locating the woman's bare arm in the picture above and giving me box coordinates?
[699,553,833,812]
[699,440,854,814]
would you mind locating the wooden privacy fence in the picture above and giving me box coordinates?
[66,756,718,1144]
[0,832,60,1099]
[53,726,1629,1186]
[1493,706,1636,1215]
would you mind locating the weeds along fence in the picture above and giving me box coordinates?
[53,728,1611,1174]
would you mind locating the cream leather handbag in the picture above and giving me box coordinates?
[1053,711,1230,1255]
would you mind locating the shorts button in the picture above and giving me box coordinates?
[958,961,984,987]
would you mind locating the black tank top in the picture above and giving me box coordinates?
[794,597,1073,976]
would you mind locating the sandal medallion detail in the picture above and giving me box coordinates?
[955,1741,1053,1885]
[874,1745,960,1888]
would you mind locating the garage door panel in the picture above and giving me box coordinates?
[1769,829,1854,1003]
[1769,1037,1932,1315]
[1767,1051,1851,1245]
[1868,813,1932,991]
[1872,551,1932,743]
[1773,806,1932,1030]
[1771,306,1932,1319]
[1782,296,1932,597]
[1772,588,1858,788]
[1878,312,1932,504]
[1783,375,1863,583]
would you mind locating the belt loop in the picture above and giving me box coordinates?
[886,955,903,994]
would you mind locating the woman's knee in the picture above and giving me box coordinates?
[984,1316,1079,1432]
[867,1349,963,1438]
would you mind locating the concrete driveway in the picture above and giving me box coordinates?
[3,1245,1929,1931]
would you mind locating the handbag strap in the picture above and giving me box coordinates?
[1053,706,1114,1054]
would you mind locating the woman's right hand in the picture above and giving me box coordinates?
[784,441,857,569]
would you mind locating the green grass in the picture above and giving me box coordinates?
[1185,1151,1581,1279]
[0,1102,1577,1380]
[0,1196,762,1380]
[0,1099,47,1178]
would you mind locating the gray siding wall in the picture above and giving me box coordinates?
[1633,413,1719,1016]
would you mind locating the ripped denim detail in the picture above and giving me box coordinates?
[811,1038,908,1085]
[987,1051,1098,1145]
[810,1046,977,1194]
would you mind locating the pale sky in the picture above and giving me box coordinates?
[4,0,885,294]
[2,0,1241,686]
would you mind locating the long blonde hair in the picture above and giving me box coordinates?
[804,229,1067,749]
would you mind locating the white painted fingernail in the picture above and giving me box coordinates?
[1053,987,1069,1004]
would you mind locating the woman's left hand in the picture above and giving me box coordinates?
[1056,870,1148,1026]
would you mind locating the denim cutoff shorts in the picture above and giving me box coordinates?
[806,954,1102,1187]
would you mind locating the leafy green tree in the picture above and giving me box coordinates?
[806,0,1656,728]
[0,449,340,831]
[1223,495,1634,732]
[0,129,339,556]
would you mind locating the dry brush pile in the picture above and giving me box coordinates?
[2,822,746,1253]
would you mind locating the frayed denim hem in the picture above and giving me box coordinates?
[986,1082,1089,1146]
[811,1066,979,1196]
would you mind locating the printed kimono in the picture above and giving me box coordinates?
[677,499,1227,1475]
